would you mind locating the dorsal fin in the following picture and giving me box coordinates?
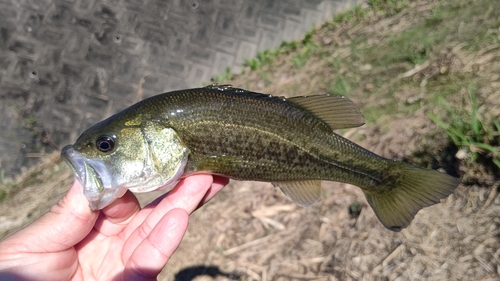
[204,84,233,91]
[203,85,364,130]
[288,95,365,130]
[272,180,322,207]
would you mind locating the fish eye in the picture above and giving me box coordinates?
[95,136,115,153]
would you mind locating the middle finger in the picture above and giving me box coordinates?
[120,174,215,260]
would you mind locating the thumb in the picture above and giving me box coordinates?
[3,179,99,253]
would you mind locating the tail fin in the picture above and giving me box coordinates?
[363,162,459,231]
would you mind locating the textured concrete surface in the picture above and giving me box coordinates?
[0,0,363,179]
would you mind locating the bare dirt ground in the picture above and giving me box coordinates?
[1,0,500,280]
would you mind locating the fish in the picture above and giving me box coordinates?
[61,84,460,231]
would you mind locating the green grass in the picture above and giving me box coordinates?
[368,0,409,15]
[329,75,352,96]
[291,43,316,68]
[212,67,234,83]
[242,31,318,72]
[429,84,500,168]
[0,179,15,203]
[0,168,7,201]
[363,0,500,67]
[243,48,281,71]
[333,10,354,24]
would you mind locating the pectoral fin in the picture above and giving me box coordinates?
[272,180,322,207]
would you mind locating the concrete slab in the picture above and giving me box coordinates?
[0,0,362,179]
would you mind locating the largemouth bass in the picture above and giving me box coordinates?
[62,85,459,231]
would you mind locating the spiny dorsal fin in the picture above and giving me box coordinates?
[272,180,322,207]
[204,84,233,91]
[288,95,365,130]
[204,85,364,130]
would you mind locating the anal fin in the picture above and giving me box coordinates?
[272,180,322,207]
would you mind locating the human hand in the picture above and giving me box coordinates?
[0,174,229,281]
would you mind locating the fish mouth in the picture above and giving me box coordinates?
[61,145,128,210]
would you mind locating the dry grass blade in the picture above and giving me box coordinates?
[222,234,276,256]
[397,61,431,79]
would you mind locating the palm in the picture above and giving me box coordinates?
[0,174,228,281]
[74,230,133,280]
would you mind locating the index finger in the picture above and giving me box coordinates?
[93,190,142,236]
[120,174,227,262]
[195,175,229,209]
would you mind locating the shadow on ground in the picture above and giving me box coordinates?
[174,265,241,281]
